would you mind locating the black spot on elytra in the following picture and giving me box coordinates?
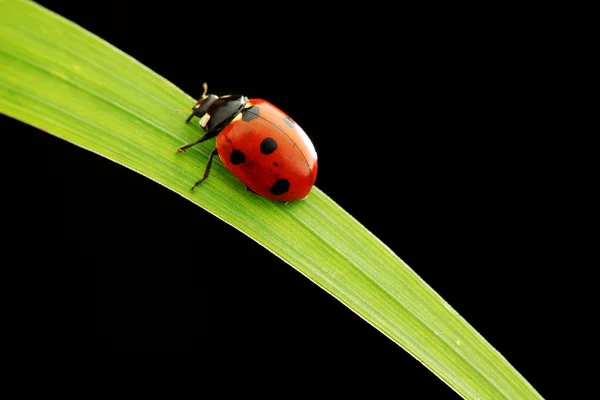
[273,162,279,167]
[230,149,245,164]
[242,106,260,121]
[283,117,295,127]
[260,137,278,155]
[270,178,290,195]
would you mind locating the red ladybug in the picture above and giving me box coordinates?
[177,83,318,202]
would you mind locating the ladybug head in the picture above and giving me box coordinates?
[190,82,219,118]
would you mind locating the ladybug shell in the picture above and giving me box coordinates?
[216,99,318,202]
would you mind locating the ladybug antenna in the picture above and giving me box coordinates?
[175,83,210,113]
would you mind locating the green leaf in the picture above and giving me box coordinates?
[0,1,542,398]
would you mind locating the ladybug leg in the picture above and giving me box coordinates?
[191,148,219,191]
[185,111,196,124]
[176,130,219,153]
[175,106,198,123]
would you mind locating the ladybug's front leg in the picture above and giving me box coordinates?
[185,111,196,124]
[176,129,219,153]
[191,148,219,191]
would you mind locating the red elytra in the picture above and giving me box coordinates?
[216,99,318,202]
[177,85,318,202]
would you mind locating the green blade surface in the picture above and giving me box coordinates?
[0,1,542,398]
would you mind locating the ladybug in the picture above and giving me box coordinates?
[177,83,318,202]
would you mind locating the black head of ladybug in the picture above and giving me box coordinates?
[186,83,218,123]
[188,83,248,132]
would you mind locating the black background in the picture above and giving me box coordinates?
[2,1,568,398]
